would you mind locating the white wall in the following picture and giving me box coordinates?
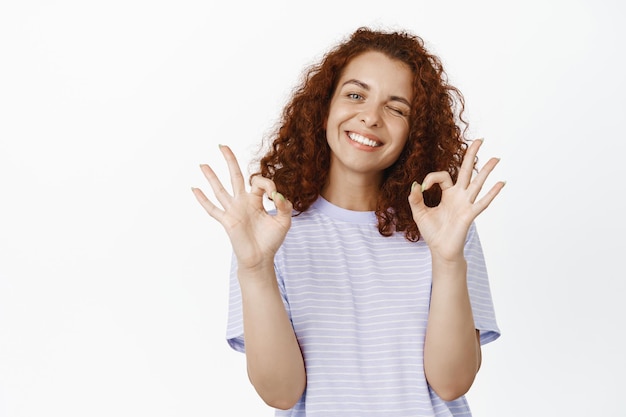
[1,1,624,416]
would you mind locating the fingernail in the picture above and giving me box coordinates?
[411,181,418,191]
[275,192,286,202]
[421,183,426,193]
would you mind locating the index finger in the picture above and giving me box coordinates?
[218,144,246,196]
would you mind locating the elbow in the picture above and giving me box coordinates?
[264,397,300,411]
[253,376,306,410]
[260,387,304,410]
[430,375,476,402]
[434,385,471,402]
[426,366,477,402]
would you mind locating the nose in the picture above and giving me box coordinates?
[359,103,382,127]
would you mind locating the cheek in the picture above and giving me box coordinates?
[324,108,335,132]
[325,110,346,137]
[391,120,410,143]
[392,130,410,158]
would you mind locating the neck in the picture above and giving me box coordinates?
[321,170,382,211]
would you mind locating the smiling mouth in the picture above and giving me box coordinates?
[348,132,381,148]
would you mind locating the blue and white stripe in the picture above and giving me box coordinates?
[227,197,500,416]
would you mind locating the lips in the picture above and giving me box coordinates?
[347,131,381,147]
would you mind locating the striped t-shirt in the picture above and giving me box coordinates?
[226,196,500,416]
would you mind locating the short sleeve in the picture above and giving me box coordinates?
[225,252,292,353]
[225,253,245,352]
[465,222,501,345]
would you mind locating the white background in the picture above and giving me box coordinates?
[1,0,624,416]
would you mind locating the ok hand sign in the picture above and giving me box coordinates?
[192,145,293,271]
[408,139,505,261]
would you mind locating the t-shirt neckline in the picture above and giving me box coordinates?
[311,196,378,224]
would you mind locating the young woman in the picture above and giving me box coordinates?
[193,27,504,417]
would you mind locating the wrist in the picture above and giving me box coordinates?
[236,254,275,274]
[430,253,467,279]
[237,261,277,286]
[429,249,465,265]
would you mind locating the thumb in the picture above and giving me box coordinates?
[408,181,427,218]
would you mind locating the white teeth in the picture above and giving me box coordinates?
[348,132,379,147]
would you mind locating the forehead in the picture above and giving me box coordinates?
[338,51,413,98]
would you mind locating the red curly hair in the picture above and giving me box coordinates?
[252,27,469,242]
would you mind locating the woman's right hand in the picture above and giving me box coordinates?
[192,144,293,272]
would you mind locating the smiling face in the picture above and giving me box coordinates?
[325,51,413,185]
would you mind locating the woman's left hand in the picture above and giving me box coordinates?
[408,139,505,261]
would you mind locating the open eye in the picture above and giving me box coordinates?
[347,93,363,100]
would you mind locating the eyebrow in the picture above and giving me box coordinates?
[341,79,411,107]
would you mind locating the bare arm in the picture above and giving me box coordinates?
[408,139,504,401]
[237,263,306,409]
[423,256,481,401]
[192,145,305,409]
